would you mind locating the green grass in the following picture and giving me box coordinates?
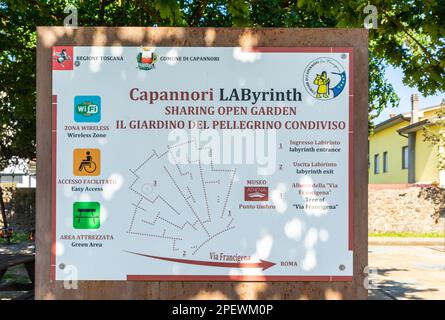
[0,232,29,245]
[369,232,444,238]
[2,266,31,285]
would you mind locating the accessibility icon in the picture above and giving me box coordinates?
[73,148,101,176]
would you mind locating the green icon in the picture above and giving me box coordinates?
[73,202,100,229]
[76,102,98,116]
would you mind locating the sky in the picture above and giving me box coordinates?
[375,66,445,124]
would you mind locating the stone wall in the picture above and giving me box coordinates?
[369,184,445,234]
[2,185,444,235]
[0,187,35,233]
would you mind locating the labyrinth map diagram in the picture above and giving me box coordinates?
[127,140,237,256]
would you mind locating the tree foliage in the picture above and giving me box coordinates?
[1,0,444,169]
[423,101,445,171]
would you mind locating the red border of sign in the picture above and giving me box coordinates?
[51,94,57,280]
[127,275,353,281]
[52,47,354,282]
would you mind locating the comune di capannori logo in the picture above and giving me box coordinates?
[137,47,157,71]
[303,57,346,100]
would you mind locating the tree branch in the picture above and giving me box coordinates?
[190,0,208,27]
[381,11,440,65]
[99,0,108,25]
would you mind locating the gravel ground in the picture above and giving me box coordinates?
[3,242,444,300]
[368,245,445,300]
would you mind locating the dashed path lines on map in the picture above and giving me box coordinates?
[127,197,184,252]
[163,165,211,237]
[127,139,237,255]
[190,218,236,255]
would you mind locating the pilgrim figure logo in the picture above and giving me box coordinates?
[303,57,347,100]
[313,71,330,99]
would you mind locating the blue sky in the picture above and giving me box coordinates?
[375,66,445,123]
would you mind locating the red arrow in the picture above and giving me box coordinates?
[125,251,276,271]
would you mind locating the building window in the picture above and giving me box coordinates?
[374,154,379,174]
[383,152,388,173]
[402,146,409,169]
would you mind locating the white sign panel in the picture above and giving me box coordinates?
[52,46,353,281]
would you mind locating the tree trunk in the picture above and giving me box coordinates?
[0,186,7,228]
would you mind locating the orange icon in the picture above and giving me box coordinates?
[73,148,101,176]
